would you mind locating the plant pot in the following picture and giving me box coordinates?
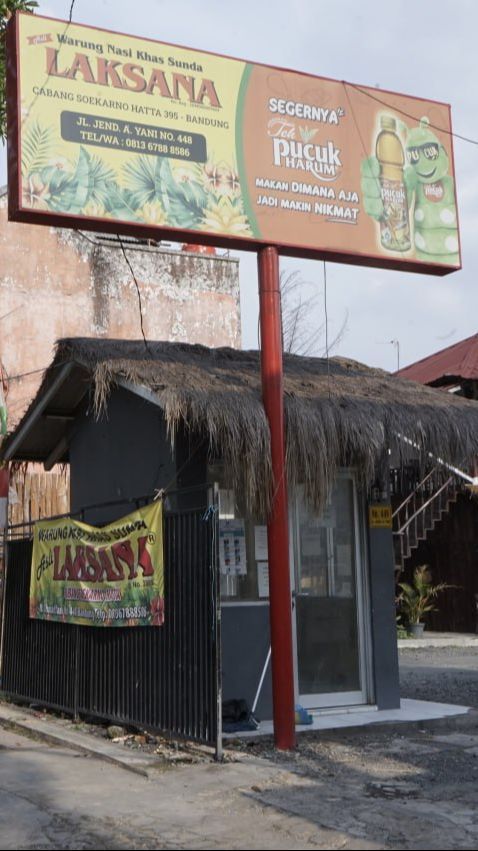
[408,622,425,638]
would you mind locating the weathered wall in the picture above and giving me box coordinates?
[69,386,176,524]
[0,190,241,429]
[8,464,69,526]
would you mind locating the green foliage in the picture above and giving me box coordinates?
[396,616,409,639]
[21,132,140,220]
[21,119,55,175]
[44,146,92,214]
[1,1,38,142]
[102,180,140,219]
[15,90,247,233]
[87,151,117,206]
[397,565,454,627]
[158,158,207,228]
[123,155,164,209]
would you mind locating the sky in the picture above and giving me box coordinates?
[2,0,477,372]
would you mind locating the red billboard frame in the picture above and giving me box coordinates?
[6,11,461,276]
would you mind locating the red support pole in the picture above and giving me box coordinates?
[258,245,296,750]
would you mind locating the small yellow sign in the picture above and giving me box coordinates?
[369,504,392,529]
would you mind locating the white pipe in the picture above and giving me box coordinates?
[395,432,478,485]
[252,647,271,714]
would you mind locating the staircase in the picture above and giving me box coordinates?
[392,466,464,577]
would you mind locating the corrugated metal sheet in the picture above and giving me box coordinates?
[397,334,478,385]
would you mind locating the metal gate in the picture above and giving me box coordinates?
[0,489,221,754]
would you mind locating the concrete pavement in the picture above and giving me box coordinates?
[398,631,478,650]
[0,701,166,778]
[1,634,478,849]
[3,707,478,849]
[0,724,381,850]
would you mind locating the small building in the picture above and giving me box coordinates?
[395,335,478,632]
[397,333,478,399]
[3,337,478,736]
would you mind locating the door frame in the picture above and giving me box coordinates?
[290,470,374,710]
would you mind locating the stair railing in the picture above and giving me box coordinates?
[394,474,454,537]
[392,467,463,573]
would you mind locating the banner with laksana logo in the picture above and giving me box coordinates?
[30,501,164,627]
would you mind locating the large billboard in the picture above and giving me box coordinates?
[7,12,460,274]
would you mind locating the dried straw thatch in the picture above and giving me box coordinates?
[33,337,478,519]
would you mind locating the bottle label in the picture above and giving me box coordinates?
[379,177,410,251]
[423,181,444,203]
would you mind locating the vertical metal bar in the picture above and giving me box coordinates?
[198,509,205,739]
[258,245,296,751]
[2,496,220,745]
[184,513,189,735]
[192,510,198,739]
[73,625,80,721]
[172,513,179,733]
[211,483,223,761]
[0,528,10,681]
[187,512,193,736]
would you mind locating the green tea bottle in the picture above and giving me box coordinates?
[376,115,411,252]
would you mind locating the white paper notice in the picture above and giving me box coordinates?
[254,526,268,560]
[257,561,269,598]
[219,519,247,575]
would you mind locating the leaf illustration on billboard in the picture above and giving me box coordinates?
[123,155,165,210]
[48,147,92,214]
[159,158,208,229]
[87,154,116,208]
[103,181,140,220]
[21,120,55,176]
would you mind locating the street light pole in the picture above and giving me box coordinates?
[390,339,400,372]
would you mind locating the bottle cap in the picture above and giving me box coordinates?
[380,114,396,131]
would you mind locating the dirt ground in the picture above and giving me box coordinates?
[217,646,478,850]
[399,646,478,707]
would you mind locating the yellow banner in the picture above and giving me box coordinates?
[8,12,460,274]
[13,12,247,238]
[30,502,164,627]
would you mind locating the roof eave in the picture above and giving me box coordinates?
[1,361,92,463]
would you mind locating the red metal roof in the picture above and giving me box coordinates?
[397,333,478,385]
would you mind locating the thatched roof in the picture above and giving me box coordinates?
[5,337,478,518]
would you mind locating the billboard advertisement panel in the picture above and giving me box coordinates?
[7,12,461,274]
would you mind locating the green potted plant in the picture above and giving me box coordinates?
[397,565,453,638]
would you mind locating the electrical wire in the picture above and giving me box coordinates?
[323,260,331,400]
[343,80,478,147]
[7,359,69,383]
[117,236,152,356]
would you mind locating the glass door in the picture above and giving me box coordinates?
[291,474,369,709]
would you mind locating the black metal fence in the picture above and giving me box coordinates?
[0,489,221,755]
